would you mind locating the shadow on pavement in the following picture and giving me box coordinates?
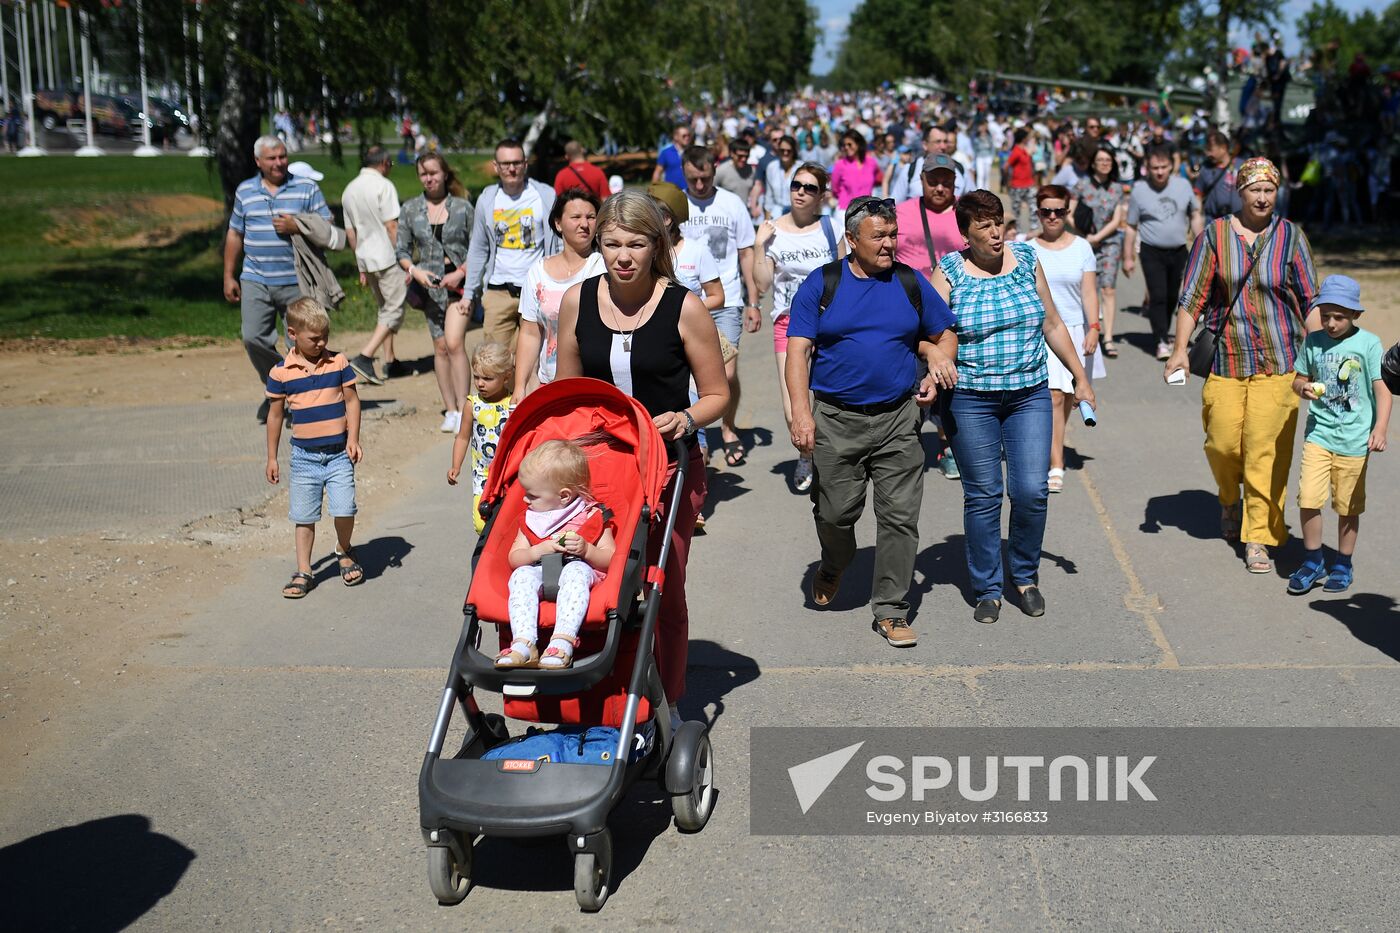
[697,468,751,524]
[1309,593,1400,663]
[909,535,970,615]
[309,535,414,586]
[1141,488,1221,539]
[682,639,760,730]
[0,814,194,932]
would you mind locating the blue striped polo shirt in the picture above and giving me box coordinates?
[229,175,332,286]
[265,350,357,449]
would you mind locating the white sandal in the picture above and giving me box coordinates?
[1047,468,1065,494]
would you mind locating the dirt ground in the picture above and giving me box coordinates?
[0,325,472,775]
[43,193,225,250]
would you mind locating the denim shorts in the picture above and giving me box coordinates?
[712,306,743,347]
[289,444,357,524]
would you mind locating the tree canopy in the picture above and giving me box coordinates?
[831,0,1283,90]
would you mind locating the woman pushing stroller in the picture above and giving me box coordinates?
[554,189,730,718]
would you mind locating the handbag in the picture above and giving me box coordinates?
[1073,201,1096,236]
[1188,220,1277,378]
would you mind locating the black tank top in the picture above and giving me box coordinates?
[576,274,693,426]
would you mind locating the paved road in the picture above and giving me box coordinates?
[4,268,1400,930]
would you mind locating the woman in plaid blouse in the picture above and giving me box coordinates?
[931,190,1098,625]
[1163,157,1319,575]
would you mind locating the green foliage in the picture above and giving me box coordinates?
[1296,0,1400,70]
[832,0,1284,90]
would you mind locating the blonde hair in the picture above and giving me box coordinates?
[519,439,592,495]
[472,340,514,377]
[595,190,677,283]
[286,297,330,333]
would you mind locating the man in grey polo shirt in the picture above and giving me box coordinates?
[1123,145,1202,360]
[223,135,332,422]
[889,123,972,203]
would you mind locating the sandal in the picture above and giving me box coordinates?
[722,438,746,467]
[1102,339,1119,358]
[495,639,539,669]
[1220,502,1242,543]
[538,636,580,670]
[335,549,365,586]
[1047,468,1065,494]
[693,512,707,534]
[1244,543,1273,574]
[282,571,314,599]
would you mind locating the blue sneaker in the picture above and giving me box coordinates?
[1287,562,1327,595]
[940,451,961,481]
[1323,562,1353,593]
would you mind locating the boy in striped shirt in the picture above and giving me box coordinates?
[265,298,365,598]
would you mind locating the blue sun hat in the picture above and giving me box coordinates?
[1312,274,1365,314]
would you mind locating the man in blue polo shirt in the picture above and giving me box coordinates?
[785,196,959,649]
[224,134,333,422]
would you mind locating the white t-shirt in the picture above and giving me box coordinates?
[340,168,400,273]
[519,251,605,385]
[672,237,720,299]
[768,220,839,319]
[487,186,544,286]
[1031,236,1096,327]
[680,188,755,308]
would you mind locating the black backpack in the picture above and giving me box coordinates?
[817,259,923,317]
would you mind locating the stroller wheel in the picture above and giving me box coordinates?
[426,834,472,904]
[573,829,612,912]
[670,724,716,833]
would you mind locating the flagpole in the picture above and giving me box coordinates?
[17,1,45,156]
[74,7,101,156]
[133,0,159,156]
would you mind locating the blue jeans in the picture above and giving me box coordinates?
[289,444,357,524]
[944,383,1052,602]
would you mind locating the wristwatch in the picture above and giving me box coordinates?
[681,410,698,435]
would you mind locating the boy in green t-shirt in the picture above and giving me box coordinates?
[1288,275,1391,594]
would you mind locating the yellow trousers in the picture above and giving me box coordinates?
[1201,373,1299,546]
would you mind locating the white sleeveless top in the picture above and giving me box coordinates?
[768,219,840,320]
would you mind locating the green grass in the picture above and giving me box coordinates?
[0,155,493,341]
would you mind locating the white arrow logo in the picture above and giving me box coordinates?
[787,741,865,814]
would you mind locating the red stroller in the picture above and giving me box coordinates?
[417,377,716,912]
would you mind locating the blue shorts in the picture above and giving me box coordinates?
[712,306,743,347]
[289,444,357,524]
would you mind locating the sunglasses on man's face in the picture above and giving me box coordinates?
[1037,207,1069,219]
[790,180,822,196]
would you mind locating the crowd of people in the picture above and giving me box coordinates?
[223,69,1400,720]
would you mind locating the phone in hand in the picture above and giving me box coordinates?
[1167,368,1187,386]
[427,273,442,287]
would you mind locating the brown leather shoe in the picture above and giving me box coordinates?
[873,617,917,647]
[810,565,843,607]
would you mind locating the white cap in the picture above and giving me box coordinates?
[288,161,324,182]
[608,174,624,194]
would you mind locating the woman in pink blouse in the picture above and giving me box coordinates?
[829,130,882,209]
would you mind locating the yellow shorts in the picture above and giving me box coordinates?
[1297,441,1368,516]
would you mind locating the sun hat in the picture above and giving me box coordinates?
[287,161,324,182]
[1311,274,1365,314]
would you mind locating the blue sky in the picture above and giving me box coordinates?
[811,0,1390,75]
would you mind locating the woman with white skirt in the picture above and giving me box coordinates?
[1031,185,1105,493]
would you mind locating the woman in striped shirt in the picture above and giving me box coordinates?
[1164,158,1319,574]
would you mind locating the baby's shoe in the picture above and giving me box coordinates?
[495,639,538,669]
[538,636,580,670]
[1323,560,1353,593]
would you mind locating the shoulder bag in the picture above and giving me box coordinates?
[1187,219,1277,378]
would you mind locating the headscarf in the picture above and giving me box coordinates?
[1235,157,1281,191]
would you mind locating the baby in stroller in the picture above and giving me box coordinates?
[500,439,617,670]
